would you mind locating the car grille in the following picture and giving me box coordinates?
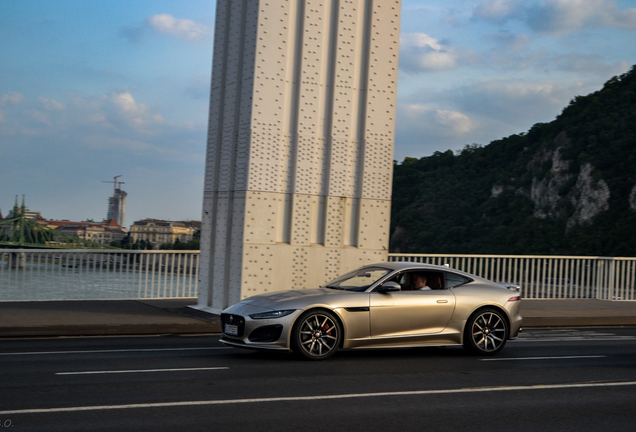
[221,313,245,337]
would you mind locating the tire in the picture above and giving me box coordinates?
[291,310,341,360]
[463,308,509,355]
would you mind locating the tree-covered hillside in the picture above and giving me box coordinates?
[390,65,636,257]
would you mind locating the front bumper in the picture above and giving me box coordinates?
[219,304,302,351]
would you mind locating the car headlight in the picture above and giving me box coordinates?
[249,309,295,319]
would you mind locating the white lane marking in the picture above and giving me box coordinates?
[480,355,606,361]
[56,367,229,375]
[2,381,636,415]
[514,337,636,342]
[0,347,231,356]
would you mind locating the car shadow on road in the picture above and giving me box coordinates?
[220,345,469,362]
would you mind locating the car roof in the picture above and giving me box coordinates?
[366,261,487,283]
[368,262,454,271]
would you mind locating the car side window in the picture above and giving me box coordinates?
[445,272,470,288]
[392,271,444,290]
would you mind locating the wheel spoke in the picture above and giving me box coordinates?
[474,335,485,347]
[488,314,497,327]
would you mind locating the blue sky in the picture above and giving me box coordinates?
[1,0,635,227]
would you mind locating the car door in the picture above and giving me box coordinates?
[369,289,456,338]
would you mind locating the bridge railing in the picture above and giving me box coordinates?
[388,254,636,300]
[3,250,635,301]
[0,249,199,301]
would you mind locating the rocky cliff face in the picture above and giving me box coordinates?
[528,144,572,220]
[566,163,610,230]
[518,133,611,231]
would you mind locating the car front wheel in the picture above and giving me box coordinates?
[291,310,341,360]
[464,308,509,355]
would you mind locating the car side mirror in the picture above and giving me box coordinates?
[378,281,401,293]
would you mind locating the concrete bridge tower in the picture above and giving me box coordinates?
[198,0,402,313]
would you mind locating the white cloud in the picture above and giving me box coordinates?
[147,14,209,41]
[400,33,463,73]
[474,0,521,22]
[0,92,200,158]
[392,72,622,160]
[450,80,575,125]
[0,92,22,124]
[108,92,165,130]
[473,0,636,34]
[399,103,478,138]
[38,96,64,111]
[1,92,23,105]
[394,103,480,160]
[550,55,631,76]
[486,31,533,51]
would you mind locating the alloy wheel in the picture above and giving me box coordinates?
[297,312,339,359]
[471,311,507,353]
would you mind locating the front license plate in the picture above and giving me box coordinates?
[224,324,238,336]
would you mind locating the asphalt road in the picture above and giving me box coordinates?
[1,329,636,432]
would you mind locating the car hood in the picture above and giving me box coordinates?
[238,288,346,308]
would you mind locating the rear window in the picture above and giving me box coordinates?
[445,272,470,288]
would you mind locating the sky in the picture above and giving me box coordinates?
[1,0,635,228]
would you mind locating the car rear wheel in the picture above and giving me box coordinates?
[291,310,341,360]
[463,308,508,355]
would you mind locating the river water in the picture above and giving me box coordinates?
[0,262,198,301]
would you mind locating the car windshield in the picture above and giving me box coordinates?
[323,267,391,291]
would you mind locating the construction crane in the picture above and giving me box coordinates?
[102,176,125,195]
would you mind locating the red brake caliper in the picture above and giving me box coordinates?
[323,323,331,336]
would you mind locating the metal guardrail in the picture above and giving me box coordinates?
[1,249,199,301]
[389,254,636,300]
[2,250,634,301]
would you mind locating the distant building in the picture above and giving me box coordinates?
[177,220,201,238]
[130,219,197,248]
[5,208,45,222]
[107,188,127,227]
[48,219,127,245]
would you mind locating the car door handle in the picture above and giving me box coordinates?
[436,300,448,303]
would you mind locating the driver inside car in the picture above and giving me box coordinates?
[413,272,431,290]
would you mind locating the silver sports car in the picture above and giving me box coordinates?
[220,262,522,360]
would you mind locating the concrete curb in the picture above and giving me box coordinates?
[522,317,636,328]
[0,323,222,338]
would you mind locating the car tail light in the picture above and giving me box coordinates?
[508,296,521,302]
